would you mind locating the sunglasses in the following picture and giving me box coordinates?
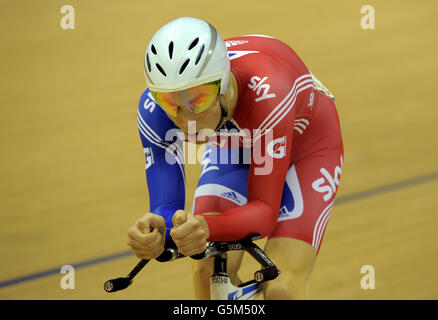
[150,80,221,117]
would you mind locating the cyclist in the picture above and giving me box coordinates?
[127,17,344,299]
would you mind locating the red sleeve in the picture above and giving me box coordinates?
[201,53,314,241]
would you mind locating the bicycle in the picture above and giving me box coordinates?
[104,234,280,300]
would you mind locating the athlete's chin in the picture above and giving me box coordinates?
[186,132,211,144]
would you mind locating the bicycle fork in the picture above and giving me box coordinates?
[209,239,280,300]
[210,253,261,300]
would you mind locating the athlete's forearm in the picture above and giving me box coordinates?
[200,201,276,241]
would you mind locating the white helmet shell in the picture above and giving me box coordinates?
[145,17,230,94]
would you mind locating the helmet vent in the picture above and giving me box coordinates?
[195,44,205,65]
[168,41,174,59]
[179,59,190,75]
[146,53,152,72]
[151,45,157,55]
[155,63,167,76]
[188,38,199,50]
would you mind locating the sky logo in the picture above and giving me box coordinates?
[143,91,156,113]
[312,155,343,202]
[248,76,276,102]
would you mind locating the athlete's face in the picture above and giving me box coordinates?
[167,98,222,144]
[154,73,238,144]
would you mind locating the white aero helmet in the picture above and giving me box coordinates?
[144,17,230,95]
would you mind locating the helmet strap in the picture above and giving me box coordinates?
[215,99,228,132]
[215,76,236,131]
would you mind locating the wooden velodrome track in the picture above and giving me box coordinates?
[0,0,437,299]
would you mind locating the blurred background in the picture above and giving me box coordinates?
[0,0,437,299]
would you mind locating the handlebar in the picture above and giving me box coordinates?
[104,234,280,293]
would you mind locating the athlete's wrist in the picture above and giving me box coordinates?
[193,215,210,240]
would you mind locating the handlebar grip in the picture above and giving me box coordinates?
[154,248,206,262]
[104,277,132,292]
[254,267,280,283]
[190,252,206,260]
[155,249,176,262]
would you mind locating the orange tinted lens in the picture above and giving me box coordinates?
[150,81,220,116]
[151,91,178,117]
[182,82,220,113]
